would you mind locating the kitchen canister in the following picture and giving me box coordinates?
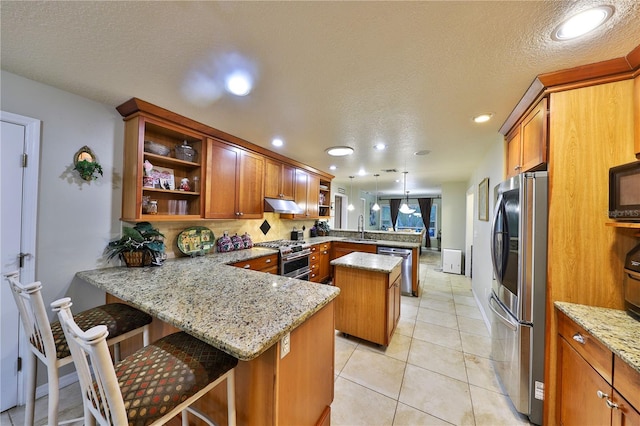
[216,231,233,253]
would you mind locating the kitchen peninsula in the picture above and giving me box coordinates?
[76,247,339,426]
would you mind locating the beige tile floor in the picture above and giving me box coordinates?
[2,250,531,426]
[330,250,532,426]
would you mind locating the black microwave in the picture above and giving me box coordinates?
[609,160,640,221]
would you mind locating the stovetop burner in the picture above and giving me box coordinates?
[255,239,307,249]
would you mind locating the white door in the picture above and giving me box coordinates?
[1,112,40,411]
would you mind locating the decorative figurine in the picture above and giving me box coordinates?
[179,177,191,191]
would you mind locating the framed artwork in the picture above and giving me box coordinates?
[478,177,489,221]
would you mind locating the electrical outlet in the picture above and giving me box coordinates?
[280,332,290,358]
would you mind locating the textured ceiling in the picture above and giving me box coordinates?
[2,1,639,196]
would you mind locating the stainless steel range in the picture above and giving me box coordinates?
[254,240,311,280]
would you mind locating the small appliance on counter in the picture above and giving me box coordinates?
[291,227,303,240]
[624,242,640,320]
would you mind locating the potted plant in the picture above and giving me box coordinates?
[74,159,103,181]
[105,222,165,267]
[315,220,330,236]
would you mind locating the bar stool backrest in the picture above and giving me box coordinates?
[53,297,128,426]
[5,272,58,365]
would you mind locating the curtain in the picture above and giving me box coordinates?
[389,199,401,231]
[418,198,433,248]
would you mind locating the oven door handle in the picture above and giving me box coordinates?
[282,251,311,262]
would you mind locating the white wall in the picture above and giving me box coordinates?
[468,136,505,327]
[440,182,467,251]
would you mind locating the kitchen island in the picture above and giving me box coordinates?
[331,252,403,346]
[77,248,339,426]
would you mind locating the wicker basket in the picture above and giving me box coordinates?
[121,251,152,267]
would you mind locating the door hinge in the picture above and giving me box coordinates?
[22,153,28,167]
[17,357,22,372]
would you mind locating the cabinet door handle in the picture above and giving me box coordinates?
[243,264,251,269]
[572,333,586,345]
[597,390,609,399]
[605,399,619,410]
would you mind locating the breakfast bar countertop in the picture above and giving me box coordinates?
[76,250,340,361]
[555,301,640,374]
[330,251,403,273]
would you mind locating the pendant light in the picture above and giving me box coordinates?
[372,174,380,211]
[399,172,415,214]
[347,176,355,211]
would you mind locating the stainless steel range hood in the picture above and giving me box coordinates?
[264,198,303,214]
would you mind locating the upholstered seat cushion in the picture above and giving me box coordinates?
[111,332,238,426]
[47,303,152,360]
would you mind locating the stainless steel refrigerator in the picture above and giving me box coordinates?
[489,171,548,425]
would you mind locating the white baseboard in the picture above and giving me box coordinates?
[35,371,78,399]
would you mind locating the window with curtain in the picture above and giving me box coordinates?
[380,199,429,231]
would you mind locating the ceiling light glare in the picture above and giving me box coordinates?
[325,146,354,157]
[272,138,284,147]
[473,113,493,123]
[329,165,337,171]
[374,143,386,151]
[553,6,613,41]
[225,71,253,96]
[358,169,366,176]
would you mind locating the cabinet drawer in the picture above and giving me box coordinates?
[310,253,320,263]
[558,310,613,384]
[614,355,640,410]
[232,254,278,272]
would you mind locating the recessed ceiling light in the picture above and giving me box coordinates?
[325,146,354,157]
[414,150,431,156]
[358,169,366,176]
[552,6,613,41]
[329,165,337,171]
[473,113,493,123]
[373,143,386,151]
[225,71,252,96]
[271,138,283,147]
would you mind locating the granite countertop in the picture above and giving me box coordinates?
[555,302,640,374]
[330,252,403,273]
[77,248,339,361]
[306,236,421,249]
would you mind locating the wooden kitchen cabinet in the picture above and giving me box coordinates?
[309,242,331,283]
[119,114,206,221]
[333,262,401,346]
[264,158,295,200]
[505,97,548,178]
[281,169,320,219]
[635,74,640,158]
[319,179,331,218]
[205,139,264,219]
[556,309,640,426]
[231,253,278,274]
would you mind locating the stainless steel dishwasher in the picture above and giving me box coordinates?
[377,246,413,296]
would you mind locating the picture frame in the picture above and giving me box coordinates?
[478,177,489,221]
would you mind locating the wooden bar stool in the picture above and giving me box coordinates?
[52,297,238,426]
[4,272,152,426]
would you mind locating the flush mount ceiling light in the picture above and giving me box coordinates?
[325,146,354,157]
[552,5,614,41]
[473,113,493,123]
[372,174,381,211]
[373,143,386,151]
[271,138,283,147]
[399,172,416,214]
[225,71,253,96]
[347,176,355,211]
[329,165,337,171]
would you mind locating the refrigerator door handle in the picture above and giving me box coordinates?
[490,195,508,285]
[488,293,518,331]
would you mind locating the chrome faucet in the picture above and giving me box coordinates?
[358,214,365,239]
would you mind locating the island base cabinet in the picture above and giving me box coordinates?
[334,264,401,346]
